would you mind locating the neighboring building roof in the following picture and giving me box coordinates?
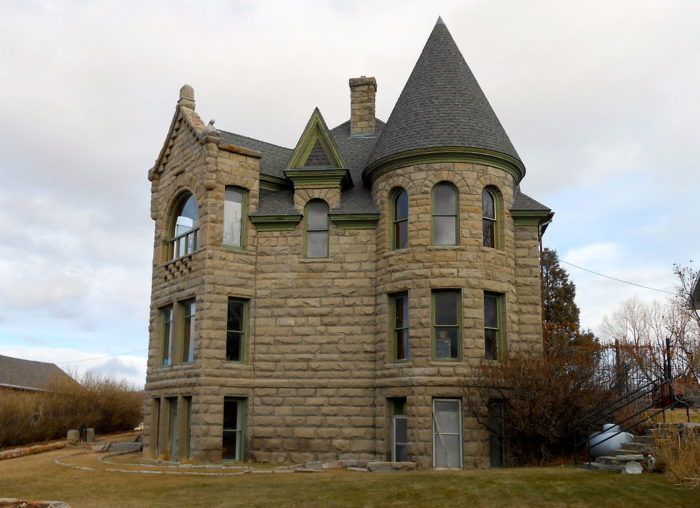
[0,355,76,392]
[219,131,292,180]
[367,17,520,168]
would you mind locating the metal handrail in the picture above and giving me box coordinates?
[573,374,691,466]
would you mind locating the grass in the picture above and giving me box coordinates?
[1,449,699,507]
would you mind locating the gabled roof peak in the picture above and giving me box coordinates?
[366,18,521,175]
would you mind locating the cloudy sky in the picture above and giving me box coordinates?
[1,0,698,388]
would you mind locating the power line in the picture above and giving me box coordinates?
[561,260,675,295]
[57,348,147,366]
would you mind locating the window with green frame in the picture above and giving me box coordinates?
[432,289,461,360]
[222,397,246,461]
[226,298,248,362]
[161,305,173,366]
[431,182,459,246]
[304,199,329,258]
[181,299,196,363]
[482,187,499,248]
[223,186,248,248]
[390,293,410,361]
[484,292,505,360]
[391,188,408,250]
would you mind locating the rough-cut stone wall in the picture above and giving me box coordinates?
[249,222,377,463]
[144,97,263,462]
[349,76,377,136]
[370,161,543,469]
[145,98,544,467]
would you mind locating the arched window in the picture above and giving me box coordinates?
[431,182,458,246]
[304,199,329,258]
[392,188,408,250]
[482,188,498,248]
[170,193,199,260]
[223,187,247,248]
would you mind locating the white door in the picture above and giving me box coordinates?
[432,399,462,469]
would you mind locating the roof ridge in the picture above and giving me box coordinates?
[219,129,292,151]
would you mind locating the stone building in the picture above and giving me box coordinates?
[144,18,553,469]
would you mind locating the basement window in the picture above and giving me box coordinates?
[390,397,408,462]
[222,397,246,461]
[432,399,463,469]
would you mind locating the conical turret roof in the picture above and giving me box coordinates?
[367,18,520,168]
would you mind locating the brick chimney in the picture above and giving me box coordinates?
[349,76,377,137]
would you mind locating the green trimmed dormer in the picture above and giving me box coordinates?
[285,108,352,190]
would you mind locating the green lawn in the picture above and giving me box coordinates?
[1,449,698,508]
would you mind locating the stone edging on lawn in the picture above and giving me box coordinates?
[55,451,417,476]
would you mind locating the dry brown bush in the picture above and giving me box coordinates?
[465,345,611,466]
[655,428,700,487]
[0,372,143,449]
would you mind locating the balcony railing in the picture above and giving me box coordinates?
[168,228,199,260]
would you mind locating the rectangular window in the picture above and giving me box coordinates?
[484,292,505,360]
[153,398,161,457]
[168,397,178,459]
[390,398,408,462]
[181,300,196,363]
[488,399,506,467]
[432,399,463,469]
[432,290,461,360]
[390,293,410,361]
[161,306,173,366]
[222,397,246,461]
[226,298,248,362]
[184,396,192,460]
[223,187,246,248]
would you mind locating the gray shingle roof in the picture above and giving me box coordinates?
[511,188,551,212]
[329,120,385,214]
[367,18,521,168]
[250,189,299,217]
[0,355,76,391]
[219,131,292,179]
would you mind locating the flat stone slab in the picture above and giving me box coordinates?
[367,461,396,472]
[623,461,643,474]
[346,467,369,472]
[613,454,645,462]
[108,442,143,453]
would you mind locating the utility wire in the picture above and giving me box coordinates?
[57,348,147,366]
[561,260,675,295]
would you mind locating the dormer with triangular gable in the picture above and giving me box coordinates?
[284,108,351,211]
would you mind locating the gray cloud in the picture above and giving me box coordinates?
[0,1,698,382]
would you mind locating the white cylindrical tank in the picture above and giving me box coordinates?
[588,423,633,457]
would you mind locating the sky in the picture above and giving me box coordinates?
[1,0,698,388]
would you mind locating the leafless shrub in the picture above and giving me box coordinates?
[465,345,611,466]
[0,372,143,449]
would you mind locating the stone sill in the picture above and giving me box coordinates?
[222,246,254,256]
[298,258,333,263]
